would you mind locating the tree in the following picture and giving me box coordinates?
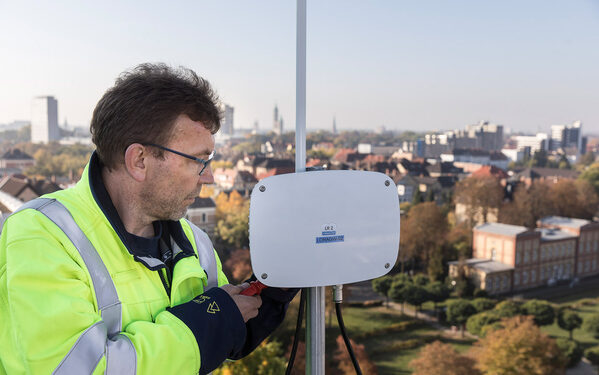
[215,201,250,249]
[334,336,378,375]
[446,299,476,337]
[579,162,599,195]
[214,340,287,375]
[372,276,393,307]
[555,338,583,368]
[389,276,410,314]
[522,300,555,326]
[583,313,599,339]
[471,298,497,313]
[557,308,582,340]
[426,281,450,313]
[399,202,448,276]
[472,316,565,375]
[499,182,555,228]
[410,341,481,375]
[454,176,504,226]
[412,274,429,286]
[466,311,500,337]
[403,284,429,318]
[223,249,252,284]
[493,300,521,318]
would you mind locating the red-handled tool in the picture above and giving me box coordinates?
[240,281,268,296]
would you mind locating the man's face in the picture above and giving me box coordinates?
[141,114,215,221]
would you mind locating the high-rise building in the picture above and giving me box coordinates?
[273,105,283,135]
[219,104,234,135]
[31,96,60,143]
[332,116,337,134]
[550,121,582,153]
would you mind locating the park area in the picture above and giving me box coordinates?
[215,276,599,374]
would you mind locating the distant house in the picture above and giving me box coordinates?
[0,175,61,203]
[186,197,217,237]
[396,158,429,176]
[255,158,294,180]
[425,162,463,178]
[395,174,452,204]
[448,219,599,295]
[0,149,35,171]
[441,149,509,172]
[331,149,366,168]
[510,167,580,187]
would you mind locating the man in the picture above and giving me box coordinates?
[0,63,297,374]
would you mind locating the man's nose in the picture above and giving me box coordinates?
[199,165,214,184]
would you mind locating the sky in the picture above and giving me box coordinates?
[0,0,598,134]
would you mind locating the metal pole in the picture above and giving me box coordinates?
[296,1,325,374]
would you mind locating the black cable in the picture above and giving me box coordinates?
[285,288,306,375]
[335,302,362,375]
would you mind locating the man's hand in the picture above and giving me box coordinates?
[220,283,262,322]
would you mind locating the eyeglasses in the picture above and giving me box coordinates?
[144,143,215,176]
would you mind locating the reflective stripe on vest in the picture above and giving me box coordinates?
[14,198,136,374]
[185,219,218,290]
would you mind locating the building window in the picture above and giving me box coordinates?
[487,277,493,291]
[502,275,508,289]
[523,271,528,284]
[516,250,521,265]
[491,249,497,261]
[593,258,597,271]
[202,213,206,223]
[531,270,536,283]
[514,273,520,286]
[524,250,530,264]
[532,249,538,262]
[578,261,583,274]
[585,261,591,272]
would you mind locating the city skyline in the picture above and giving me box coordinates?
[0,1,598,133]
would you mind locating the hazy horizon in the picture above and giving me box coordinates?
[1,1,597,134]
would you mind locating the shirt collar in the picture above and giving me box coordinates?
[87,151,196,269]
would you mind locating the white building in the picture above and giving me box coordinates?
[220,103,234,135]
[31,96,60,143]
[515,133,549,153]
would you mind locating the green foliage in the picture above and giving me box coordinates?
[583,313,599,339]
[412,274,429,286]
[215,199,250,249]
[446,299,476,327]
[466,311,500,337]
[213,340,286,375]
[425,281,450,306]
[555,338,583,368]
[579,162,599,195]
[521,300,555,326]
[0,125,31,143]
[472,288,488,298]
[372,276,393,306]
[584,346,599,366]
[403,284,429,311]
[578,152,596,166]
[471,298,497,313]
[493,300,521,318]
[557,308,583,340]
[22,143,93,179]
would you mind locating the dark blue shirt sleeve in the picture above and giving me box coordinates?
[229,276,300,359]
[167,287,247,374]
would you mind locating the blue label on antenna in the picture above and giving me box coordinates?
[316,235,344,244]
[322,231,336,236]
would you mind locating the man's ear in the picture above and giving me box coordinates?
[124,143,148,182]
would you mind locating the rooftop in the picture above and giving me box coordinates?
[472,260,514,273]
[536,228,577,241]
[538,216,590,229]
[474,222,530,237]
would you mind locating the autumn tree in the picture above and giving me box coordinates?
[213,340,287,375]
[454,176,504,226]
[214,192,250,250]
[223,249,252,284]
[551,179,598,219]
[579,162,599,194]
[333,336,378,375]
[557,308,582,340]
[446,299,476,337]
[410,341,481,375]
[472,316,565,375]
[399,202,448,276]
